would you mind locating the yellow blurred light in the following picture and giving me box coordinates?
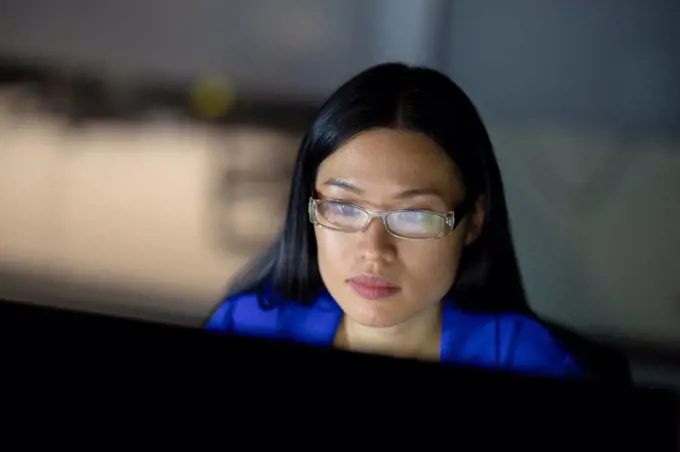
[191,77,234,118]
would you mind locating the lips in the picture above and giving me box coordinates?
[348,274,400,300]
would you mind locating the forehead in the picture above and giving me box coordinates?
[315,128,462,198]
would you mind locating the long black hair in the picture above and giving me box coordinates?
[220,62,532,315]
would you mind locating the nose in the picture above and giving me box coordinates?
[358,217,396,262]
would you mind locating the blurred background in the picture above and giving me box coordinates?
[0,0,678,388]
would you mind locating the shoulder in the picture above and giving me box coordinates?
[203,289,343,344]
[498,313,581,376]
[442,308,582,379]
[204,292,284,339]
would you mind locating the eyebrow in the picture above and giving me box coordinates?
[322,178,445,199]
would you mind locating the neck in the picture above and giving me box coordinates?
[336,304,442,361]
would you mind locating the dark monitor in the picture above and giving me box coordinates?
[1,297,677,449]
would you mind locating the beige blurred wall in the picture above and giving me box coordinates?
[0,93,679,345]
[0,95,297,324]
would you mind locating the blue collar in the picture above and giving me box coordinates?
[208,287,581,378]
[287,290,469,362]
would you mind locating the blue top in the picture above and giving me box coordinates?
[205,288,582,379]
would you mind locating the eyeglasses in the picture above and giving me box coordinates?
[308,197,469,240]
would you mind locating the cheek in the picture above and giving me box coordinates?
[400,237,462,283]
[314,228,352,271]
[397,231,466,305]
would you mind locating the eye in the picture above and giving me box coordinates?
[394,211,427,223]
[328,203,361,216]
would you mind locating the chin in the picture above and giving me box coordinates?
[352,316,404,329]
[341,296,411,328]
[325,282,415,327]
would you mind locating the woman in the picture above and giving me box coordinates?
[205,62,582,379]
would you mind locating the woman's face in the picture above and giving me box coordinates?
[314,128,481,328]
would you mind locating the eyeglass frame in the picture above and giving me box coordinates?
[307,197,471,240]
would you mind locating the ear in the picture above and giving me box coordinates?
[464,195,486,246]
